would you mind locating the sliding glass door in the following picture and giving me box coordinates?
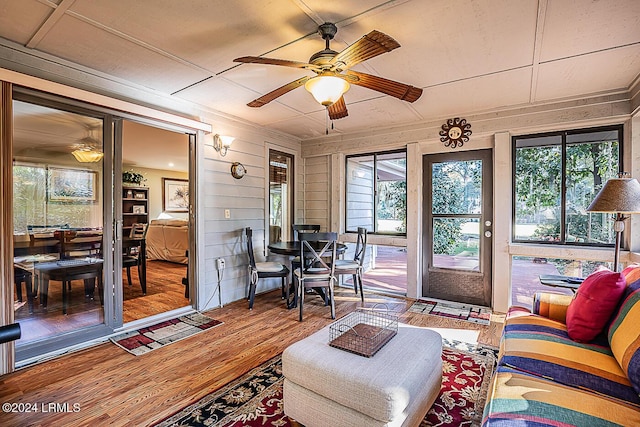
[12,91,114,361]
[9,87,195,364]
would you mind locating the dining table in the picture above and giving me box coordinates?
[267,240,348,257]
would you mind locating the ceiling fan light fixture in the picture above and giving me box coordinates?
[71,146,104,163]
[304,74,350,106]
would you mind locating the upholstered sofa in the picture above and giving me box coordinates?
[483,265,640,426]
[146,218,188,264]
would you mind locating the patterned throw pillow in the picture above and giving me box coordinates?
[608,265,640,394]
[565,268,626,342]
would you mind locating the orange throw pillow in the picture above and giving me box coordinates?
[566,268,626,342]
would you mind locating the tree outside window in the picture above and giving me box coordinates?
[513,126,621,245]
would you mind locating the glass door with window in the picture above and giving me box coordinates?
[269,150,294,243]
[423,149,493,306]
[12,96,112,360]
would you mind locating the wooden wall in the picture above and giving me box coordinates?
[196,125,301,310]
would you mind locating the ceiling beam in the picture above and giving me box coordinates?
[27,0,77,49]
[529,0,548,104]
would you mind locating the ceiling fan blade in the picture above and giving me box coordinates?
[346,70,423,103]
[247,76,310,107]
[234,56,321,72]
[327,96,348,120]
[330,30,400,71]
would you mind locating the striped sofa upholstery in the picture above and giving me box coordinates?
[483,265,640,426]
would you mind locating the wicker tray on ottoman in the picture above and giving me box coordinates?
[329,307,398,357]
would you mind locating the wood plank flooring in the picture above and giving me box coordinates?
[14,260,189,342]
[0,286,503,427]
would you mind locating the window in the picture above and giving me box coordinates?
[14,164,99,234]
[269,150,294,243]
[346,150,406,234]
[513,126,622,245]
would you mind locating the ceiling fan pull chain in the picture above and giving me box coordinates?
[326,108,329,135]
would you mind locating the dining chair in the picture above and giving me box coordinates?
[292,224,321,240]
[335,227,367,302]
[123,223,148,293]
[246,227,290,310]
[291,224,321,272]
[294,231,337,321]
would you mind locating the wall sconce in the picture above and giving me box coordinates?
[213,134,235,157]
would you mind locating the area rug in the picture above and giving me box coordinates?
[110,312,223,356]
[155,343,497,427]
[409,298,491,326]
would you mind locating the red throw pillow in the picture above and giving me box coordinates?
[566,268,626,342]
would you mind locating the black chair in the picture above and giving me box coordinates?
[246,227,290,310]
[291,224,320,272]
[294,232,337,321]
[335,227,367,302]
[14,267,34,313]
[292,224,320,240]
[123,223,147,294]
[182,250,189,298]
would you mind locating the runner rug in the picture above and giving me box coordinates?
[110,312,223,356]
[155,342,497,427]
[409,298,491,326]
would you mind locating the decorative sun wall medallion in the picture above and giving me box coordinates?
[439,117,472,148]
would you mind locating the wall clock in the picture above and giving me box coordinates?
[231,162,247,179]
[439,117,472,148]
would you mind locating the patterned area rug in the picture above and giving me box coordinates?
[155,343,497,427]
[110,312,223,356]
[409,298,491,326]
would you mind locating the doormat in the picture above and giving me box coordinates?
[154,344,497,427]
[110,312,223,356]
[409,298,491,326]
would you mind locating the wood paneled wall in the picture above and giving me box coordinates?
[198,128,301,311]
[302,155,330,231]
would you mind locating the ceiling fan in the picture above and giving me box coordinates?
[234,23,423,120]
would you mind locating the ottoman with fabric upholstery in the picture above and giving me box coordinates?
[282,322,442,427]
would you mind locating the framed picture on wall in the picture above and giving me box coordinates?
[163,178,189,212]
[48,167,97,203]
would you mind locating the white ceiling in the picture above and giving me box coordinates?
[1,0,639,141]
[12,100,189,171]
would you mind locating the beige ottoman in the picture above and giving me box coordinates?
[282,322,442,427]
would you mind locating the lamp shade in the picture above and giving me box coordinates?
[218,135,235,147]
[304,73,350,106]
[587,177,640,213]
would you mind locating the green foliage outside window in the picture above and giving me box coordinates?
[514,127,620,245]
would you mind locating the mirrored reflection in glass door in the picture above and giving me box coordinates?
[13,100,105,345]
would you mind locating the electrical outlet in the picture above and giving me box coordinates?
[216,258,225,270]
[224,209,230,219]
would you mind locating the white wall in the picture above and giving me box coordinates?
[124,166,189,220]
[196,124,301,311]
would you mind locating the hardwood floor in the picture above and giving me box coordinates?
[123,260,189,323]
[0,286,503,427]
[14,260,189,342]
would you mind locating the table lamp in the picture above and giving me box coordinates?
[587,173,640,271]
